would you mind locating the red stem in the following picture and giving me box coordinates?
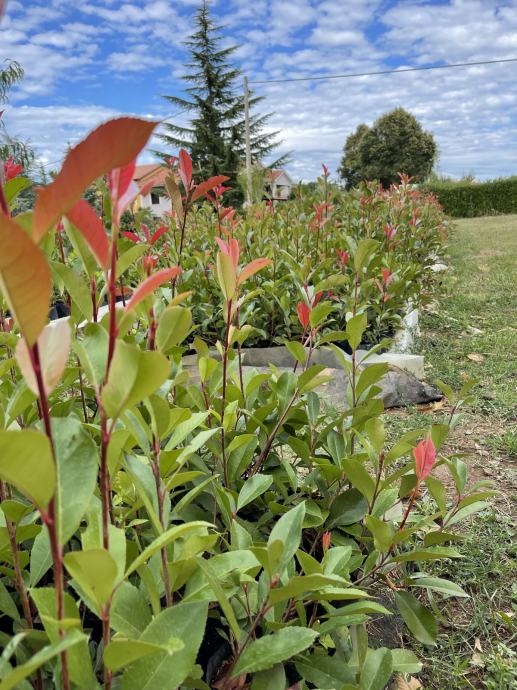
[220,298,233,486]
[29,344,70,690]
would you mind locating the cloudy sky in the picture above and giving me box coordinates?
[1,0,516,181]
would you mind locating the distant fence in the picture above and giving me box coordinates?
[423,176,517,218]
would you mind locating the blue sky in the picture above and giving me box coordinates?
[1,0,517,181]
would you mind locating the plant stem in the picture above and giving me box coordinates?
[99,414,113,548]
[90,276,98,323]
[76,355,89,423]
[151,435,173,607]
[101,605,112,690]
[29,343,70,690]
[220,298,232,486]
[0,481,34,631]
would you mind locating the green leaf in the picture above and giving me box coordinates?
[309,302,334,328]
[391,649,422,674]
[395,591,437,646]
[268,502,306,576]
[354,239,379,271]
[65,219,97,276]
[104,638,184,672]
[52,418,98,545]
[164,411,209,450]
[116,244,147,278]
[359,647,393,690]
[237,475,273,511]
[284,340,307,365]
[0,430,55,510]
[408,576,469,598]
[30,587,97,689]
[269,574,367,605]
[51,261,92,321]
[0,581,20,622]
[365,515,394,553]
[74,323,109,389]
[111,581,152,638]
[63,548,118,609]
[125,521,211,577]
[216,251,236,301]
[250,664,286,690]
[425,475,446,514]
[120,601,208,690]
[356,363,389,399]
[0,631,84,690]
[295,653,355,687]
[232,627,319,676]
[29,529,52,586]
[3,176,31,205]
[390,546,462,563]
[156,306,192,352]
[446,501,489,527]
[102,341,170,419]
[195,557,241,641]
[346,312,368,350]
[329,489,369,527]
[342,457,375,503]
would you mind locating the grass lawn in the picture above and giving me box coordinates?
[385,215,517,689]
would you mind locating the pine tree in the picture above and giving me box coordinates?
[157,1,285,198]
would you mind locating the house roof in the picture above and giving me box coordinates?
[266,169,293,184]
[133,164,169,189]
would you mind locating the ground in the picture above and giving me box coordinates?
[385,214,517,689]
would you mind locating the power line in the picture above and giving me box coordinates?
[249,57,517,85]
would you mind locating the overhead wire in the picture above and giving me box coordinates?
[248,57,517,85]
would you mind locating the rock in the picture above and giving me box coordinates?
[184,363,442,410]
[317,367,442,410]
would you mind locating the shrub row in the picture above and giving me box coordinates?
[424,176,517,218]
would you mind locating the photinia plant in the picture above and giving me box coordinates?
[0,117,490,690]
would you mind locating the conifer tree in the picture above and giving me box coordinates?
[158,1,285,197]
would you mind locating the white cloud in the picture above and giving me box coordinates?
[3,103,165,169]
[1,0,516,181]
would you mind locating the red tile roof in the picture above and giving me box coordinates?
[133,164,169,189]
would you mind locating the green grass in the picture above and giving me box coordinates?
[420,214,517,421]
[416,512,517,689]
[391,215,517,688]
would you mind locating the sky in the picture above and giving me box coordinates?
[1,0,517,181]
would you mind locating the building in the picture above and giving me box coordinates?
[265,169,294,200]
[133,164,172,216]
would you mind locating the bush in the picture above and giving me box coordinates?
[111,172,449,349]
[0,119,491,690]
[424,176,517,218]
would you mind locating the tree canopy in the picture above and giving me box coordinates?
[339,108,437,189]
[158,1,285,200]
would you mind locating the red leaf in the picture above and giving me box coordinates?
[4,158,23,181]
[141,223,151,241]
[125,267,181,312]
[33,117,157,241]
[66,199,110,269]
[178,149,193,191]
[109,160,136,207]
[191,175,230,202]
[313,291,324,306]
[237,258,272,285]
[150,226,168,245]
[381,268,393,287]
[413,436,436,482]
[215,237,229,253]
[297,302,311,330]
[122,231,140,243]
[0,214,51,346]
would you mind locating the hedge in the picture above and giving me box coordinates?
[423,176,517,218]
